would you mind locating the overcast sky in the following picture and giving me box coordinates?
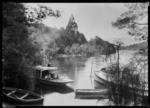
[25,3,145,45]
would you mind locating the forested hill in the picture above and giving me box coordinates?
[121,42,148,50]
[29,15,116,56]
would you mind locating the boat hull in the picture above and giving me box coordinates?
[94,71,110,86]
[75,89,108,99]
[94,71,148,97]
[2,87,44,104]
[36,78,74,86]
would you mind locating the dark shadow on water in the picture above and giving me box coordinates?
[94,80,107,89]
[2,102,43,108]
[34,84,74,95]
[75,95,108,100]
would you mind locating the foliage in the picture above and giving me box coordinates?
[105,50,148,106]
[80,43,90,55]
[65,14,87,46]
[24,4,61,26]
[112,3,148,41]
[2,2,116,90]
[106,62,141,105]
[46,41,60,57]
[111,5,148,105]
[70,43,81,54]
[27,14,116,58]
[121,42,148,51]
[89,36,116,56]
[28,23,60,65]
[2,2,61,89]
[65,46,71,55]
[28,15,88,58]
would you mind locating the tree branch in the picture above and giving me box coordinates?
[132,22,148,25]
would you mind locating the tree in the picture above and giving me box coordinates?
[46,41,60,57]
[24,4,61,26]
[65,14,80,46]
[112,3,148,41]
[113,39,124,89]
[112,4,148,105]
[106,62,141,106]
[80,43,90,55]
[70,43,81,54]
[66,14,78,34]
[75,31,87,44]
[2,2,61,89]
[55,28,70,53]
[129,54,148,106]
[89,36,116,56]
[65,46,71,54]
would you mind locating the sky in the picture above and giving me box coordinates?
[24,3,145,45]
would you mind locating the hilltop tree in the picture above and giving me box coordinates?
[65,14,78,46]
[65,14,87,46]
[66,14,78,34]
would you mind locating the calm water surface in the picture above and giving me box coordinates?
[35,56,106,106]
[3,50,137,107]
[33,50,137,106]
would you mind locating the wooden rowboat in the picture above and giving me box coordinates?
[2,86,44,104]
[75,89,108,99]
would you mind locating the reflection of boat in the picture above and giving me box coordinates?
[2,86,44,104]
[94,71,148,96]
[35,83,74,94]
[75,89,108,99]
[35,65,74,86]
[94,79,107,89]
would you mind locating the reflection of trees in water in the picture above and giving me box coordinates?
[3,73,35,92]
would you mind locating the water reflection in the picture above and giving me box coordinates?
[34,84,74,95]
[3,101,43,108]
[94,80,107,89]
[32,56,107,106]
[4,50,144,106]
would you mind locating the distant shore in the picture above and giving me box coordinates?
[56,54,82,58]
[55,50,140,58]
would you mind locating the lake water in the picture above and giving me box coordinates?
[3,50,140,107]
[34,56,107,106]
[33,50,138,106]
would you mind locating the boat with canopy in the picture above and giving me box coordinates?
[35,65,74,86]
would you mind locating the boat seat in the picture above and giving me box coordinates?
[13,94,20,99]
[7,90,16,96]
[19,92,29,99]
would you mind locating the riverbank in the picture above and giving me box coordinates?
[55,50,139,58]
[56,54,83,58]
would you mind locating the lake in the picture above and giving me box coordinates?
[33,50,138,106]
[3,50,141,107]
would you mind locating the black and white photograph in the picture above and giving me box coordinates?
[2,2,148,107]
